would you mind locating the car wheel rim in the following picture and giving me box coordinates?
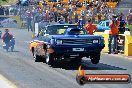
[33,54,36,60]
[46,54,49,63]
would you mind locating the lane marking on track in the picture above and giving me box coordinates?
[102,53,132,60]
[0,74,17,88]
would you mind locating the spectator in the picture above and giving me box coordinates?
[78,15,86,28]
[126,9,132,25]
[74,11,78,23]
[57,13,62,22]
[54,10,58,22]
[45,10,50,22]
[63,9,68,23]
[0,6,5,15]
[118,13,126,34]
[76,0,82,7]
[97,13,102,23]
[108,15,120,54]
[5,7,9,15]
[84,18,98,35]
[26,9,33,32]
[49,10,54,22]
[68,16,73,24]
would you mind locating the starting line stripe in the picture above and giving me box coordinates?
[0,74,17,88]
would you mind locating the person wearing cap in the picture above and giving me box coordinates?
[108,15,120,54]
[84,19,98,35]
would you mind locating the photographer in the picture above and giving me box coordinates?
[108,15,120,54]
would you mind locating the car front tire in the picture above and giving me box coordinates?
[45,53,55,66]
[91,59,100,64]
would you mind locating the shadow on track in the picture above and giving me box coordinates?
[49,60,126,70]
[7,50,20,52]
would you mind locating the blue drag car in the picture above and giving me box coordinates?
[30,24,105,66]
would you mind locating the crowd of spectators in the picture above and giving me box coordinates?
[20,0,116,24]
[11,0,131,30]
[0,0,131,27]
[0,6,9,15]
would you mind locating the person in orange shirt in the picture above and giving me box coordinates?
[108,15,120,54]
[84,19,98,35]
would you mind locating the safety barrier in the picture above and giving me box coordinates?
[94,32,109,53]
[94,31,132,56]
[124,34,132,56]
[0,15,22,28]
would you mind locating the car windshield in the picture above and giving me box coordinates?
[45,25,87,35]
[67,29,81,35]
[99,22,102,25]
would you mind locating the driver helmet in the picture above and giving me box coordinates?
[5,29,9,33]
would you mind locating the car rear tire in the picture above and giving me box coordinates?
[34,54,41,62]
[91,53,100,64]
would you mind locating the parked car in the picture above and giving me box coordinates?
[29,24,105,66]
[97,20,111,31]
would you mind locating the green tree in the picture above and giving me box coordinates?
[2,0,7,2]
[0,0,8,5]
